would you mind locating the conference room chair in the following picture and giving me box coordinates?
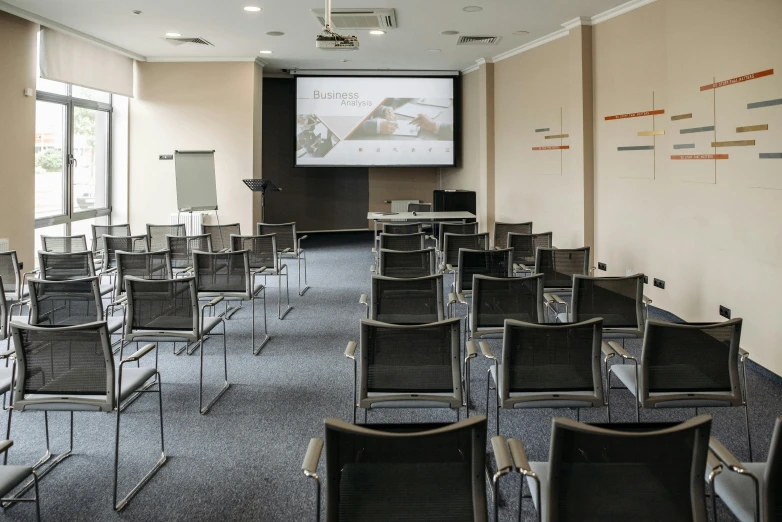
[433,221,479,258]
[479,318,606,435]
[166,234,212,276]
[496,415,712,522]
[606,318,753,458]
[257,222,309,296]
[493,221,532,250]
[301,416,490,522]
[535,246,591,321]
[231,234,291,320]
[0,440,41,521]
[358,274,444,323]
[146,223,185,252]
[41,234,88,253]
[7,321,166,511]
[202,223,240,252]
[381,222,423,235]
[100,234,149,274]
[344,318,465,424]
[449,248,512,317]
[0,277,15,405]
[373,231,427,255]
[407,202,434,232]
[0,251,29,316]
[708,416,780,522]
[440,233,490,283]
[508,232,553,276]
[38,251,114,301]
[193,250,269,354]
[91,223,131,269]
[113,250,173,301]
[374,248,437,278]
[124,276,228,414]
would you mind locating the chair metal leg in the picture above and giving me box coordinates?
[297,253,310,296]
[33,472,41,522]
[744,404,753,462]
[199,331,231,414]
[278,267,293,319]
[253,292,271,355]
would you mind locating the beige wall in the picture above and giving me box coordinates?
[367,167,438,227]
[0,12,37,269]
[442,71,480,195]
[129,62,256,234]
[252,63,264,226]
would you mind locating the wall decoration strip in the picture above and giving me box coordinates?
[748,98,782,109]
[736,125,768,133]
[605,109,664,121]
[681,125,715,134]
[673,144,695,149]
[700,69,774,91]
[618,145,655,151]
[545,134,569,139]
[671,154,729,160]
[535,128,550,132]
[533,145,569,151]
[638,130,665,136]
[711,140,755,147]
[671,113,693,121]
[760,153,782,159]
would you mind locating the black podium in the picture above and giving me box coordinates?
[243,179,281,222]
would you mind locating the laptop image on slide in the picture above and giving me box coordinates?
[417,98,452,108]
[394,103,443,120]
[392,122,421,137]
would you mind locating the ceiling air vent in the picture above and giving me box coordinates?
[457,35,502,45]
[163,37,214,47]
[311,8,397,30]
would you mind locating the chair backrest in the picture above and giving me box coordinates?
[508,232,553,265]
[371,275,444,324]
[102,235,148,271]
[0,251,21,299]
[493,222,532,249]
[125,276,198,334]
[28,277,103,325]
[456,248,512,294]
[382,222,423,235]
[91,224,131,254]
[0,276,6,341]
[359,318,462,404]
[765,417,782,521]
[38,251,96,281]
[115,250,173,298]
[443,233,490,267]
[407,202,432,213]
[571,274,645,336]
[471,274,544,332]
[231,234,279,271]
[324,416,488,521]
[146,224,186,252]
[203,223,241,252]
[437,222,479,250]
[501,318,603,406]
[166,234,212,269]
[534,247,590,291]
[41,235,88,253]
[640,319,742,405]
[193,250,251,297]
[378,232,426,252]
[257,223,297,252]
[547,415,712,522]
[378,249,436,278]
[10,321,115,412]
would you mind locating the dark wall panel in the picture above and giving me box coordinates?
[262,78,369,231]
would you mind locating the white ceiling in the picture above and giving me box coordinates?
[1,0,629,72]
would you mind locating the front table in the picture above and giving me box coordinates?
[367,211,477,238]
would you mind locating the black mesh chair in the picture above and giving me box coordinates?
[193,250,268,354]
[41,235,88,253]
[454,248,512,297]
[467,274,544,342]
[344,318,465,424]
[480,318,606,435]
[493,222,532,250]
[358,274,444,324]
[166,234,212,275]
[441,233,490,283]
[257,223,309,296]
[231,234,291,319]
[1,251,29,313]
[708,416,781,522]
[375,248,437,278]
[203,223,241,252]
[536,246,591,321]
[38,251,114,298]
[0,277,15,404]
[378,232,427,252]
[498,415,712,522]
[101,234,148,273]
[508,232,553,275]
[124,276,228,414]
[146,224,185,252]
[113,250,173,300]
[0,440,40,520]
[382,222,423,235]
[7,321,166,511]
[607,318,752,458]
[435,222,479,258]
[301,416,489,522]
[407,202,434,231]
[91,224,131,267]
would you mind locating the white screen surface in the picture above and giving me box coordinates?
[296,77,455,167]
[174,151,218,211]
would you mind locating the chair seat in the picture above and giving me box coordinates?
[0,465,34,499]
[99,284,114,296]
[711,462,766,522]
[490,365,599,409]
[339,462,474,521]
[118,367,158,403]
[4,288,29,303]
[526,462,548,519]
[107,316,124,335]
[612,365,735,407]
[280,249,303,257]
[364,392,457,409]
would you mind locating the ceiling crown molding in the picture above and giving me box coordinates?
[591,0,658,25]
[254,57,267,67]
[561,16,592,30]
[144,56,258,63]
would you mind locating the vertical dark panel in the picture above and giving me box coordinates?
[261,78,370,230]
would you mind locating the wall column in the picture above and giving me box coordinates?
[477,58,496,233]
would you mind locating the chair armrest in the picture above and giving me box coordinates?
[438,263,446,273]
[281,248,292,254]
[359,294,368,306]
[0,349,15,360]
[0,440,13,454]
[739,348,749,361]
[466,341,478,359]
[707,450,723,479]
[549,294,567,305]
[302,438,323,476]
[491,436,513,474]
[643,295,653,306]
[457,293,467,304]
[204,296,224,308]
[298,235,309,241]
[447,293,457,305]
[445,264,455,272]
[709,436,744,472]
[513,263,531,272]
[508,438,535,476]
[121,343,156,364]
[606,340,635,360]
[370,265,376,273]
[113,295,128,305]
[344,341,357,359]
[371,247,377,254]
[601,341,616,359]
[479,341,495,360]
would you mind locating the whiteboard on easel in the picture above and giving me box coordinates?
[174,150,218,212]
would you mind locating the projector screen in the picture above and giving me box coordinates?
[295,76,457,167]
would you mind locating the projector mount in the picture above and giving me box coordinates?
[316,0,359,50]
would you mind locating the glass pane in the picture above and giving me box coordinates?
[34,223,67,265]
[71,216,108,251]
[71,85,111,104]
[35,101,67,219]
[72,107,109,212]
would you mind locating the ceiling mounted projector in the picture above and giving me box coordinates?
[316,0,359,50]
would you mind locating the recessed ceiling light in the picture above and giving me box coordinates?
[243,6,261,12]
[165,32,181,37]
[441,30,459,35]
[266,31,285,36]
[513,30,529,35]
[369,30,385,35]
[259,50,272,54]
[463,6,483,12]
[427,49,441,52]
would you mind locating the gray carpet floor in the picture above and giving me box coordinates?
[2,231,780,521]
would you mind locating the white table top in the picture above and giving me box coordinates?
[367,211,476,220]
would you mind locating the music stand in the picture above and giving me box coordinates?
[243,179,282,223]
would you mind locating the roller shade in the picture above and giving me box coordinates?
[39,28,134,97]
